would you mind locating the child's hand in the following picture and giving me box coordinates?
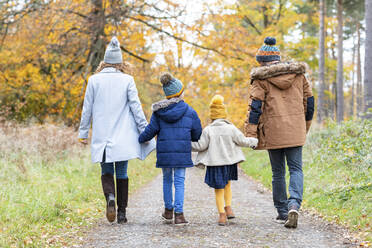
[78,138,88,145]
[195,164,205,169]
[249,138,258,149]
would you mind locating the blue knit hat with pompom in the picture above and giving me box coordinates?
[256,37,281,63]
[160,73,184,99]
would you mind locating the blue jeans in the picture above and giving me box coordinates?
[101,150,128,179]
[101,161,128,179]
[268,146,303,217]
[162,168,186,213]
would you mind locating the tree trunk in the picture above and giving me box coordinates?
[317,0,326,123]
[364,0,372,118]
[356,22,363,117]
[336,0,344,123]
[333,81,337,120]
[350,34,356,118]
[87,0,106,73]
[73,0,106,126]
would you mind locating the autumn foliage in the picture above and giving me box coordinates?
[0,0,362,127]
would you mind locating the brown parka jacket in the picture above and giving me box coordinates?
[244,62,314,150]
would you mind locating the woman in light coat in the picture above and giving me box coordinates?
[78,37,155,224]
[192,95,258,226]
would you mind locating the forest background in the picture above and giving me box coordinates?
[1,1,372,246]
[0,0,370,127]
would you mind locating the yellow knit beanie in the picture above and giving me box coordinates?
[209,95,227,120]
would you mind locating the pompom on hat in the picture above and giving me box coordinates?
[104,36,123,64]
[256,37,281,63]
[160,73,184,99]
[209,94,227,120]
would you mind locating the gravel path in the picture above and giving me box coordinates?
[83,167,353,248]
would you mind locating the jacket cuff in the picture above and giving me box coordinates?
[305,96,315,121]
[78,131,88,139]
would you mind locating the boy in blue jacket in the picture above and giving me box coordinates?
[139,73,202,225]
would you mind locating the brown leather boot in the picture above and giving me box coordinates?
[218,212,227,226]
[224,206,235,219]
[116,178,128,224]
[101,174,116,223]
[162,208,173,224]
[174,212,189,226]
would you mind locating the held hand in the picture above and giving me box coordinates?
[78,138,88,145]
[249,138,258,149]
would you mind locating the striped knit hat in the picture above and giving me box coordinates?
[256,37,281,63]
[160,73,184,99]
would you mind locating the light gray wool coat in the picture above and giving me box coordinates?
[78,67,155,163]
[192,119,258,167]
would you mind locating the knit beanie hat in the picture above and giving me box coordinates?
[256,37,281,63]
[160,73,184,99]
[209,95,227,120]
[104,36,123,64]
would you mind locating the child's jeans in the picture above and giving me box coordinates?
[162,168,186,213]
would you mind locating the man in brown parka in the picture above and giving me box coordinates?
[244,37,314,228]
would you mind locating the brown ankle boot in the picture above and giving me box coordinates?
[218,213,227,226]
[162,208,173,223]
[224,206,235,219]
[174,212,189,226]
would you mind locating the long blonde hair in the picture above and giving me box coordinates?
[95,61,132,74]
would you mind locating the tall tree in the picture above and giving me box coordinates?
[356,23,363,115]
[344,0,365,117]
[317,0,326,123]
[336,0,344,122]
[350,35,356,117]
[364,0,372,118]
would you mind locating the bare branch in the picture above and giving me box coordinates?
[276,0,284,22]
[120,46,150,63]
[242,15,262,35]
[129,16,243,61]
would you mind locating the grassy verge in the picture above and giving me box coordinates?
[240,120,372,242]
[0,123,159,247]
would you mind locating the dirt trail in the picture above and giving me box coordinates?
[83,167,352,248]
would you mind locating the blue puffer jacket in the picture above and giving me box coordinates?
[139,98,202,168]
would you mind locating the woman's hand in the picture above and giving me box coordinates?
[78,138,88,145]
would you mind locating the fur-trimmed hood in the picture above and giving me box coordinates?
[250,61,307,82]
[151,97,183,112]
[151,97,187,123]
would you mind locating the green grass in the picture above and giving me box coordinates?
[240,119,372,242]
[0,149,158,247]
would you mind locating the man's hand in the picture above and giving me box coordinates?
[78,138,88,145]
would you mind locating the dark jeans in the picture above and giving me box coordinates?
[268,146,303,217]
[100,150,128,179]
